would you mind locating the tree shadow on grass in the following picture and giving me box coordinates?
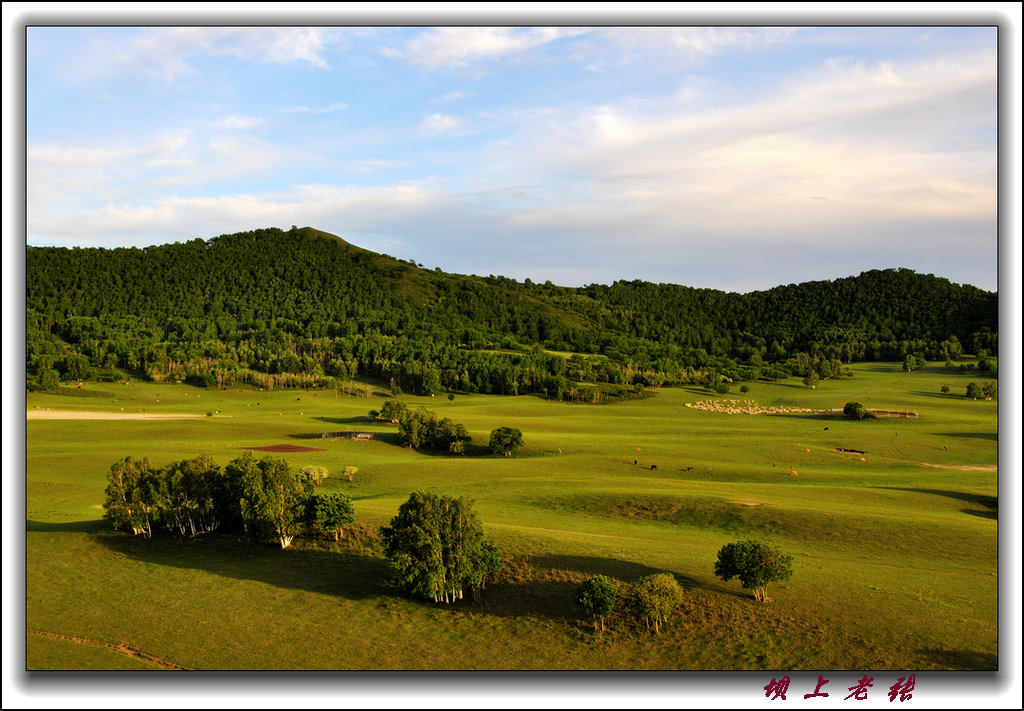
[92,530,391,601]
[934,431,998,442]
[27,519,108,534]
[909,390,965,400]
[917,647,997,670]
[312,415,370,425]
[873,487,997,519]
[527,553,748,599]
[369,431,495,458]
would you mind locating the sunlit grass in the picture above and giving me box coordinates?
[25,361,998,669]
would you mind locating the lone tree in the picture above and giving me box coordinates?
[298,465,329,486]
[489,427,524,456]
[382,492,501,603]
[714,540,793,602]
[843,401,868,420]
[624,573,683,633]
[575,575,619,632]
[965,382,981,399]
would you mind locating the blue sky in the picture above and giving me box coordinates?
[25,22,999,291]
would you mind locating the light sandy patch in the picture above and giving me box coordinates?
[28,409,208,421]
[919,462,997,472]
[731,501,766,507]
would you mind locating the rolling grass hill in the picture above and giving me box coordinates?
[25,360,998,670]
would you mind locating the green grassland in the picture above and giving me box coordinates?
[25,361,998,670]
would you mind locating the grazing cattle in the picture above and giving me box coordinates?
[650,465,657,471]
[686,466,694,472]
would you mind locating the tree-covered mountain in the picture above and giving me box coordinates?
[26,226,997,397]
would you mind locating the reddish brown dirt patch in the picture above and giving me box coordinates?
[244,444,325,453]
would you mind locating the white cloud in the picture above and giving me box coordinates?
[421,113,462,135]
[95,27,340,82]
[404,27,588,68]
[211,115,264,130]
[345,159,408,173]
[435,90,469,103]
[281,102,348,115]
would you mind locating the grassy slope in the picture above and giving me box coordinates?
[25,362,998,670]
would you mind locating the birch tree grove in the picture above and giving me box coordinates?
[239,454,310,549]
[156,455,222,536]
[382,492,502,604]
[104,456,159,538]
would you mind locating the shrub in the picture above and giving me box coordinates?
[940,385,950,393]
[739,385,750,394]
[624,573,683,633]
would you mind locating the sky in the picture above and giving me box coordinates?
[23,19,1002,292]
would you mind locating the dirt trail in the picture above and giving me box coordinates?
[29,629,190,670]
[28,409,213,420]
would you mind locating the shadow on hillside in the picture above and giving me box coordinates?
[527,553,747,599]
[934,431,998,442]
[873,487,997,518]
[313,415,370,425]
[27,519,108,534]
[369,431,495,458]
[917,647,997,671]
[93,531,391,601]
[909,390,963,400]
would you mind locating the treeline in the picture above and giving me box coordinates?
[104,453,354,548]
[27,227,998,395]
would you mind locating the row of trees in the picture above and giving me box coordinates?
[103,454,354,548]
[388,406,525,457]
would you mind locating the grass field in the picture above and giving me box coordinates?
[24,361,999,670]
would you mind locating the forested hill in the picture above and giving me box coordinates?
[26,226,998,397]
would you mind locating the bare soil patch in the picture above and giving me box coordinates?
[731,501,766,507]
[244,444,326,453]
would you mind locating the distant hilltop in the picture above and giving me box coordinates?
[26,226,997,397]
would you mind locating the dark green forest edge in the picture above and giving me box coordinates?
[26,226,998,396]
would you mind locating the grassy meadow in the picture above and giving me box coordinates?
[25,361,999,670]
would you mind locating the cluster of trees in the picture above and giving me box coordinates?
[27,227,997,396]
[103,453,354,548]
[576,574,685,634]
[397,408,472,453]
[573,540,793,634]
[381,492,503,603]
[965,382,997,400]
